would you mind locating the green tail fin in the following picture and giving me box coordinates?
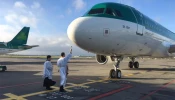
[9,27,30,46]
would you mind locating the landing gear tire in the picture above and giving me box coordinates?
[134,61,139,68]
[116,69,121,79]
[109,69,122,79]
[109,69,116,78]
[128,61,133,68]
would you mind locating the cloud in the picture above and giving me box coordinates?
[4,1,41,28]
[19,15,37,27]
[12,33,94,56]
[31,2,40,9]
[4,13,18,25]
[14,1,26,8]
[73,0,86,11]
[4,12,38,28]
[0,25,20,42]
[0,1,93,56]
[0,25,93,56]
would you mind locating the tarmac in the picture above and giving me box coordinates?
[0,57,175,100]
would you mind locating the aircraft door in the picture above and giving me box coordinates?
[132,9,144,36]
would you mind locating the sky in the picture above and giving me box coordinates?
[0,0,175,56]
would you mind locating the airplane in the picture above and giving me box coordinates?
[0,27,39,71]
[67,2,175,79]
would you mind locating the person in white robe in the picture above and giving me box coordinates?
[57,47,72,92]
[43,55,56,90]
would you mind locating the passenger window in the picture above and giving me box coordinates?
[105,8,115,16]
[88,8,104,14]
[114,10,122,17]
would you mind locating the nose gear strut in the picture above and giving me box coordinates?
[109,57,122,79]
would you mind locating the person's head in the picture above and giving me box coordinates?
[61,52,65,57]
[47,55,51,61]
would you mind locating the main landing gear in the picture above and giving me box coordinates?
[128,57,139,68]
[109,57,122,79]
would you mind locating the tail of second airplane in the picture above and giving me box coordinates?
[8,27,30,46]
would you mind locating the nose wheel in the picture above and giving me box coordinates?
[109,69,121,79]
[109,57,122,79]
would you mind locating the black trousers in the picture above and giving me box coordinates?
[43,77,56,88]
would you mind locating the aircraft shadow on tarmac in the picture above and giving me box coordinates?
[160,65,175,68]
[122,77,175,80]
[123,68,175,71]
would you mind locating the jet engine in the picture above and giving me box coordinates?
[96,54,108,65]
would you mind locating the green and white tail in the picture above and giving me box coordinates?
[8,27,30,46]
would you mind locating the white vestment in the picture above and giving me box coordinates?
[43,61,53,79]
[57,54,72,87]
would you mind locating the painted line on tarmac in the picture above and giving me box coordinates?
[124,72,144,77]
[1,72,142,99]
[87,79,108,83]
[2,78,115,100]
[0,72,141,89]
[67,83,89,88]
[88,85,133,100]
[140,80,175,100]
[2,93,27,100]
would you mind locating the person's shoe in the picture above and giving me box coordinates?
[46,87,53,90]
[59,89,67,92]
[59,85,63,92]
[62,89,67,92]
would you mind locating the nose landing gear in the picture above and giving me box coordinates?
[109,57,122,79]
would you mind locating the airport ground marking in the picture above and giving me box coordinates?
[140,80,175,100]
[2,93,27,100]
[124,74,134,77]
[123,72,145,77]
[67,83,89,88]
[1,72,144,99]
[1,72,140,100]
[51,86,73,92]
[2,78,113,99]
[87,79,108,83]
[88,84,133,100]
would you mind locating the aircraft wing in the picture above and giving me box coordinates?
[18,45,39,49]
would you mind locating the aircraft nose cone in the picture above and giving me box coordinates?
[67,17,87,46]
[67,18,79,44]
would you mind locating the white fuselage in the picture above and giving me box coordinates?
[67,17,175,58]
[0,48,22,54]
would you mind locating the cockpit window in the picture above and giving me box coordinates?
[88,8,105,14]
[114,10,122,17]
[105,8,116,16]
